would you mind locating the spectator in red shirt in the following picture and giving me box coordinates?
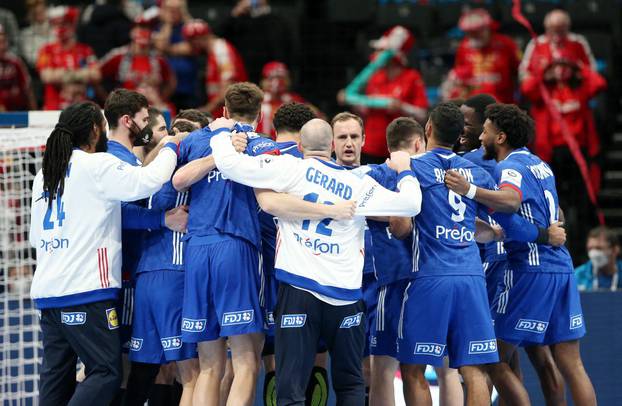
[442,9,521,103]
[99,15,176,113]
[0,25,36,111]
[36,6,100,110]
[344,26,428,163]
[256,61,308,136]
[181,19,248,116]
[520,10,596,82]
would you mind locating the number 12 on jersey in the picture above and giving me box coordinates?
[301,192,334,236]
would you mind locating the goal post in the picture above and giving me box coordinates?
[1,112,59,404]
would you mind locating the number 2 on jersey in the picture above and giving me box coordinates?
[301,192,334,236]
[43,196,66,230]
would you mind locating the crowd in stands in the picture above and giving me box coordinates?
[0,0,615,262]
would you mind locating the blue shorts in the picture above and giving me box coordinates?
[117,280,134,353]
[492,270,586,346]
[129,271,197,363]
[262,270,278,336]
[181,238,264,343]
[370,279,408,358]
[484,260,507,305]
[362,273,378,357]
[397,276,499,368]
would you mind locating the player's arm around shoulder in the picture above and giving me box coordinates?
[355,151,422,217]
[445,164,521,213]
[91,141,178,202]
[210,119,299,191]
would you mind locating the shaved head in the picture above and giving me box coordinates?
[544,10,570,42]
[300,118,333,157]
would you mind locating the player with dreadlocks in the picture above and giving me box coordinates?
[29,101,179,405]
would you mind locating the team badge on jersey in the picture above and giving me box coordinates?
[222,310,254,326]
[414,342,445,357]
[61,311,86,325]
[468,339,497,354]
[340,312,363,329]
[281,314,307,328]
[500,169,522,188]
[515,318,548,333]
[106,308,119,330]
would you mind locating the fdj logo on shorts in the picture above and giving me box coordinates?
[414,343,445,357]
[161,336,182,351]
[515,319,549,334]
[181,318,206,332]
[340,312,363,329]
[468,339,497,354]
[61,312,86,325]
[106,308,119,330]
[222,310,254,326]
[129,337,143,351]
[281,314,307,328]
[570,314,584,330]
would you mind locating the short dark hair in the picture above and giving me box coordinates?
[331,111,364,134]
[386,117,424,152]
[463,93,497,126]
[429,102,464,147]
[588,226,620,248]
[104,89,148,130]
[172,120,198,134]
[272,102,315,134]
[485,104,534,148]
[175,109,212,128]
[224,82,264,122]
[147,107,164,131]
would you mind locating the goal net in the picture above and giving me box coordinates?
[1,113,58,405]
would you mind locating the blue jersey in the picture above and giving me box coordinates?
[495,148,573,273]
[178,124,279,247]
[136,182,189,274]
[463,147,507,262]
[344,165,376,276]
[410,148,495,278]
[258,141,303,276]
[366,163,413,286]
[107,140,159,280]
[363,228,376,275]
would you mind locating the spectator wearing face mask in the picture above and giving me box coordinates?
[575,226,622,292]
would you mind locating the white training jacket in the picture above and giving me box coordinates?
[211,131,422,303]
[29,144,178,309]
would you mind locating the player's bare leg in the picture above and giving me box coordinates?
[177,358,199,406]
[486,339,531,406]
[369,355,399,406]
[460,365,490,406]
[550,340,596,406]
[194,338,227,406]
[497,349,522,406]
[226,332,264,406]
[435,361,463,406]
[525,345,566,406]
[220,356,234,406]
[400,363,431,406]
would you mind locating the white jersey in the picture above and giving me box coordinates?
[211,132,421,303]
[29,145,178,308]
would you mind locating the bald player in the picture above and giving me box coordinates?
[210,117,423,405]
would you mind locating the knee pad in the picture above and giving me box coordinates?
[305,366,328,406]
